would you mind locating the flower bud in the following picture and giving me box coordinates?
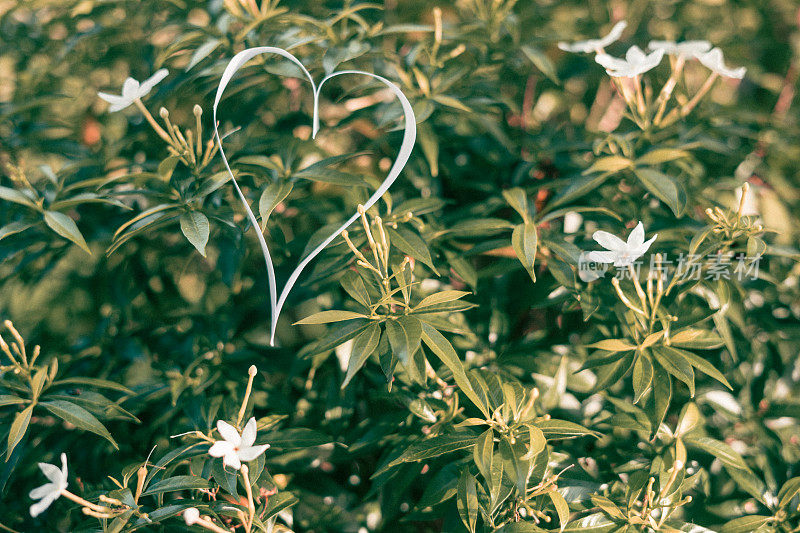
[248,365,258,377]
[183,507,200,525]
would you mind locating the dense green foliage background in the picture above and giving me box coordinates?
[1,0,799,531]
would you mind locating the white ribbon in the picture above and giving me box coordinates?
[213,47,417,345]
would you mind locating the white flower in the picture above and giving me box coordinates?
[696,48,746,79]
[563,211,583,234]
[97,69,169,112]
[184,507,201,525]
[558,21,627,53]
[648,40,712,58]
[587,222,657,267]
[208,417,269,470]
[29,453,68,517]
[595,46,665,77]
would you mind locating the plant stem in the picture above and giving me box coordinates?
[133,99,173,143]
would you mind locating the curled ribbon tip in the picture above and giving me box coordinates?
[212,47,417,346]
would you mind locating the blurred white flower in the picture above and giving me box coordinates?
[563,211,583,234]
[208,417,269,470]
[696,48,746,79]
[588,222,657,267]
[648,40,711,58]
[29,453,68,517]
[558,21,627,53]
[97,69,169,112]
[183,507,200,525]
[595,46,665,77]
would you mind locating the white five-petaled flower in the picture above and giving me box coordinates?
[208,417,269,470]
[595,46,665,78]
[97,69,169,112]
[696,48,746,79]
[558,21,627,53]
[648,40,712,59]
[588,222,657,267]
[29,453,68,517]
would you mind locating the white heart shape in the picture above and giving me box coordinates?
[213,47,416,345]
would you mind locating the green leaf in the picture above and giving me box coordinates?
[386,226,437,272]
[417,122,439,177]
[186,39,221,71]
[262,428,333,449]
[51,377,134,394]
[503,188,530,222]
[157,155,180,180]
[512,222,538,282]
[342,323,382,388]
[0,221,33,242]
[431,94,472,113]
[141,475,210,496]
[633,168,687,217]
[211,457,238,496]
[673,347,732,390]
[420,323,488,417]
[547,490,570,531]
[414,290,471,311]
[675,403,701,437]
[548,173,612,209]
[193,170,232,199]
[563,513,618,532]
[39,400,118,449]
[44,210,91,254]
[684,436,749,471]
[385,316,422,366]
[448,218,515,237]
[718,515,772,533]
[591,352,634,393]
[635,148,690,165]
[383,433,478,470]
[308,319,372,354]
[535,419,600,439]
[263,491,299,521]
[0,186,38,209]
[669,329,725,350]
[500,437,530,495]
[340,270,371,308]
[179,211,210,257]
[582,156,633,175]
[295,310,369,325]
[294,168,366,186]
[259,181,293,228]
[473,429,494,482]
[521,424,546,460]
[590,495,625,520]
[778,476,800,509]
[586,339,637,352]
[417,463,460,509]
[0,395,26,408]
[648,361,672,432]
[632,355,652,404]
[7,405,33,460]
[457,469,479,533]
[747,236,767,258]
[651,346,695,397]
[500,523,549,532]
[522,45,560,83]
